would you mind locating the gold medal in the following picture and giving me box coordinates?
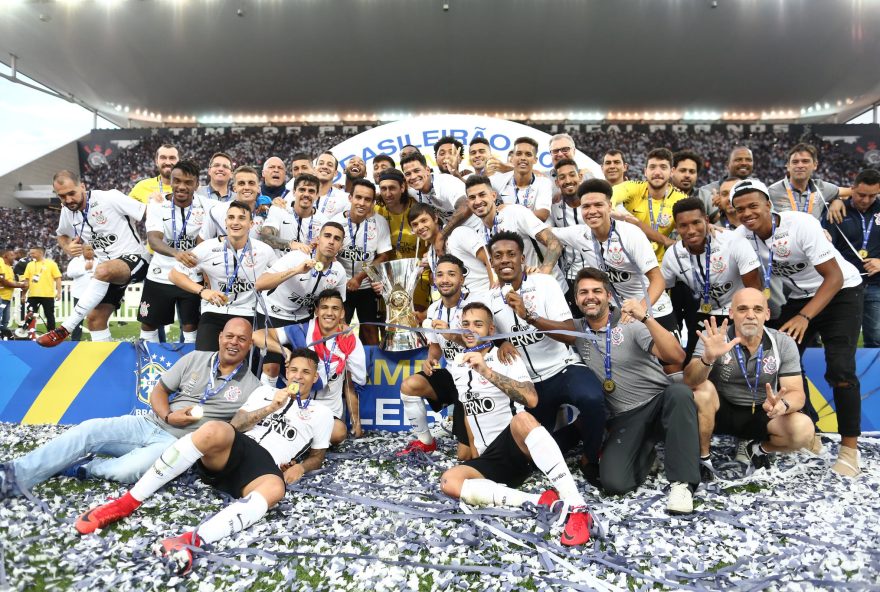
[421,318,434,329]
[763,287,771,299]
[287,382,300,395]
[859,249,869,259]
[313,261,324,272]
[700,303,712,314]
[650,241,659,251]
[602,379,616,394]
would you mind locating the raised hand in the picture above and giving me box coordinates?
[695,317,740,364]
[762,382,789,419]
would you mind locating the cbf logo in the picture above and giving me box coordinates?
[136,350,174,405]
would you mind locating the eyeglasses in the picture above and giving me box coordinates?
[550,147,573,156]
[210,163,232,170]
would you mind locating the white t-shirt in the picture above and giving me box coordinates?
[488,273,579,382]
[734,211,862,299]
[331,212,393,290]
[427,227,492,294]
[408,173,466,224]
[449,347,531,455]
[66,256,94,300]
[239,385,334,466]
[178,238,278,316]
[199,202,265,242]
[490,172,553,214]
[425,290,489,362]
[262,206,329,257]
[263,250,347,321]
[314,187,350,218]
[57,189,147,261]
[553,220,674,316]
[145,195,212,284]
[661,231,761,315]
[549,198,587,280]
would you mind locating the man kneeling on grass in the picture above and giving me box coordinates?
[439,302,598,546]
[75,348,332,575]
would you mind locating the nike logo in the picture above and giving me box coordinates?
[163,217,172,222]
[212,261,222,266]
[282,221,291,225]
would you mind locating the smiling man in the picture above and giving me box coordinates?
[199,166,266,241]
[197,152,236,202]
[601,150,629,186]
[261,174,329,257]
[769,143,849,224]
[490,137,553,222]
[314,151,350,217]
[696,146,754,221]
[129,143,180,204]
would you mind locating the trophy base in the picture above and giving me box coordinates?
[381,327,428,352]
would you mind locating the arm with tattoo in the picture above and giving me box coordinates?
[535,228,562,273]
[484,369,538,408]
[230,391,288,432]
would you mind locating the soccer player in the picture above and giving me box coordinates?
[434,136,469,179]
[261,174,329,257]
[38,170,150,346]
[343,156,368,193]
[398,255,488,458]
[486,232,606,480]
[769,143,848,224]
[254,289,367,443]
[21,247,62,331]
[332,179,392,346]
[565,268,698,513]
[439,302,596,547]
[0,319,259,498]
[731,178,864,476]
[129,143,179,204]
[684,289,815,478]
[490,137,553,222]
[549,158,587,316]
[467,137,493,177]
[661,197,762,358]
[197,152,236,202]
[138,160,212,343]
[671,150,702,198]
[74,348,332,576]
[314,151,349,217]
[371,154,395,183]
[600,150,628,186]
[255,222,347,387]
[612,148,689,262]
[401,151,475,230]
[200,166,266,241]
[0,248,27,336]
[170,200,278,351]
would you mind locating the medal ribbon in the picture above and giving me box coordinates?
[171,201,194,248]
[222,239,251,298]
[754,215,777,293]
[582,315,612,386]
[733,343,764,412]
[347,215,370,277]
[512,174,535,207]
[784,179,814,214]
[646,186,671,232]
[858,211,875,254]
[201,353,244,405]
[690,236,712,309]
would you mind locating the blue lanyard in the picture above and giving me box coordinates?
[201,353,243,405]
[583,316,613,384]
[733,342,764,407]
[858,212,875,251]
[295,388,312,410]
[647,187,670,231]
[348,215,370,275]
[463,341,493,354]
[222,239,251,297]
[501,273,527,307]
[590,223,611,272]
[322,338,340,381]
[561,199,579,227]
[754,215,777,290]
[512,174,535,207]
[171,202,194,247]
[293,212,314,245]
[76,192,91,241]
[483,215,499,244]
[690,237,711,306]
[310,250,331,279]
[436,292,464,322]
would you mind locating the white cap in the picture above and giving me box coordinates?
[729,178,770,205]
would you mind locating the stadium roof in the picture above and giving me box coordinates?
[2,0,880,127]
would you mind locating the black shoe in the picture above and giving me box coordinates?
[745,440,771,476]
[699,457,715,482]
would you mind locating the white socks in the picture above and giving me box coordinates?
[140,329,160,342]
[525,426,587,507]
[130,434,204,501]
[197,491,269,545]
[401,393,433,445]
[183,330,197,343]
[63,279,110,331]
[90,328,112,342]
[260,372,278,389]
[460,478,539,508]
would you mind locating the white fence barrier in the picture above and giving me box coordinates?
[9,280,143,325]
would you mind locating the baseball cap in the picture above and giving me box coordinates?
[729,178,770,205]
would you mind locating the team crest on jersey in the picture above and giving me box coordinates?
[139,301,150,317]
[762,354,778,375]
[324,273,340,288]
[607,245,627,266]
[92,210,108,225]
[656,212,672,228]
[224,386,242,402]
[367,220,377,241]
[610,326,624,346]
[192,211,205,224]
[773,240,791,258]
[710,256,727,274]
[243,252,258,268]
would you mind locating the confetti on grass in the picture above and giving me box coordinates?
[1,423,879,591]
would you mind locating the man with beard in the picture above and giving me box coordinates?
[372,154,395,183]
[314,151,350,218]
[170,201,278,351]
[731,178,864,476]
[261,174,329,257]
[697,146,754,221]
[769,143,848,224]
[200,166,267,241]
[261,157,289,200]
[549,158,587,316]
[38,170,150,346]
[343,156,368,193]
[671,150,702,198]
[197,152,235,202]
[138,160,213,344]
[130,143,179,204]
[601,150,628,186]
[490,137,553,222]
[255,222,347,387]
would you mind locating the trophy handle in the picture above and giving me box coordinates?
[364,264,390,296]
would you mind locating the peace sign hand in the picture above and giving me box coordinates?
[762,383,789,419]
[695,317,740,364]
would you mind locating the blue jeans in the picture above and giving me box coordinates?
[863,283,880,349]
[11,415,175,490]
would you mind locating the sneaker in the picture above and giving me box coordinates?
[0,463,23,499]
[831,445,860,477]
[396,439,437,456]
[75,494,140,535]
[536,488,560,509]
[699,457,715,483]
[734,439,749,464]
[560,506,593,546]
[37,326,70,347]
[155,532,202,575]
[745,440,771,476]
[666,482,693,515]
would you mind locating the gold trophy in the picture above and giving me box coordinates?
[365,259,428,351]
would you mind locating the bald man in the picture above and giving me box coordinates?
[261,156,289,200]
[0,318,261,499]
[684,289,814,478]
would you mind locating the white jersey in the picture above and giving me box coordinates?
[199,202,265,242]
[425,290,490,362]
[553,221,674,317]
[449,347,531,455]
[240,385,334,466]
[481,204,567,292]
[145,195,212,284]
[735,211,862,299]
[427,227,492,294]
[57,189,147,261]
[661,231,761,315]
[408,173,466,224]
[490,172,553,214]
[262,206,329,256]
[331,212,393,290]
[549,198,587,280]
[263,250,347,321]
[488,273,579,382]
[178,238,278,316]
[313,187,349,218]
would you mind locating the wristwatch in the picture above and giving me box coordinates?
[524,310,538,324]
